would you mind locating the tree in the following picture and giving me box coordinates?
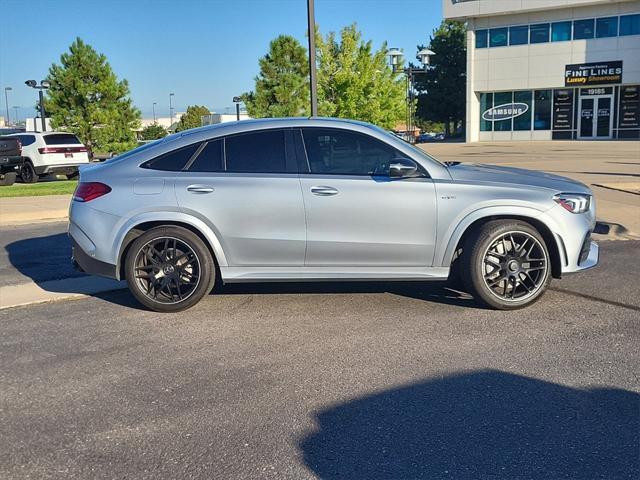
[44,38,140,157]
[242,35,310,118]
[174,105,210,132]
[139,123,168,140]
[316,24,405,129]
[414,20,467,137]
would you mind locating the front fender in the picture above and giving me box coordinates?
[436,204,563,267]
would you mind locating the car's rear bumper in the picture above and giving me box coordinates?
[71,237,117,279]
[36,163,85,175]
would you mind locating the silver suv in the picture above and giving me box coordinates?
[69,118,598,312]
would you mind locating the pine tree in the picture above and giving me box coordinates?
[44,38,140,156]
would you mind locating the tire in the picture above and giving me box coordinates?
[462,220,551,310]
[124,226,216,312]
[0,172,17,186]
[20,161,38,184]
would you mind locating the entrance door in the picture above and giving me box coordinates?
[579,94,613,139]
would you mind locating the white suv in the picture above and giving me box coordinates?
[8,132,90,183]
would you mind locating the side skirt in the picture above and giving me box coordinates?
[220,266,450,283]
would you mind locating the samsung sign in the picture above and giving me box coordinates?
[482,103,528,121]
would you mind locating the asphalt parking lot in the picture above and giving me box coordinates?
[1,231,639,479]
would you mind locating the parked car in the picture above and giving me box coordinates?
[69,118,598,312]
[0,136,23,186]
[416,133,434,143]
[6,131,90,183]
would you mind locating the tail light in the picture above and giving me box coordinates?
[38,146,88,154]
[73,182,111,202]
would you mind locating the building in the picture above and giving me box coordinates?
[201,112,251,126]
[444,0,640,141]
[140,113,185,132]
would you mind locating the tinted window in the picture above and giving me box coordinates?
[489,28,508,47]
[493,92,513,131]
[302,128,398,176]
[475,29,488,48]
[509,25,528,45]
[188,139,223,172]
[573,19,595,39]
[596,17,618,37]
[480,93,493,132]
[551,21,572,41]
[142,143,200,171]
[513,90,532,131]
[225,130,287,173]
[43,134,82,145]
[534,90,552,130]
[620,14,640,35]
[16,134,36,146]
[530,24,550,43]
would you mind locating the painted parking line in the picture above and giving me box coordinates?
[0,276,126,310]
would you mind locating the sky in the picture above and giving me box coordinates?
[0,0,443,121]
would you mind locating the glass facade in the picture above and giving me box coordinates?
[475,13,640,48]
[480,90,550,132]
[533,91,552,130]
[513,91,532,130]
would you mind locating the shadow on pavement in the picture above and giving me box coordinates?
[300,370,640,479]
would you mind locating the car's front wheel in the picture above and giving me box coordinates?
[462,220,551,310]
[124,226,216,312]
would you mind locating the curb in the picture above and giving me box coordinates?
[0,276,126,310]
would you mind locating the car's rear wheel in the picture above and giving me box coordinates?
[124,226,216,312]
[0,172,17,186]
[462,220,551,310]
[20,161,38,183]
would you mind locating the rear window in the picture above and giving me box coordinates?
[44,134,82,145]
[141,143,201,171]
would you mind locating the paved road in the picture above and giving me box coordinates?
[0,221,82,287]
[1,240,638,479]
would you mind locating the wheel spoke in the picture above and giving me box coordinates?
[484,258,502,269]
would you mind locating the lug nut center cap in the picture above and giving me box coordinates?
[163,265,175,275]
[507,260,519,272]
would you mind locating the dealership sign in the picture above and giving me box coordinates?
[565,61,623,86]
[482,103,528,121]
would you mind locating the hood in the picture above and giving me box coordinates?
[447,163,591,194]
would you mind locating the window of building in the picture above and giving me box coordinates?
[225,130,287,173]
[301,128,398,176]
[480,93,493,132]
[475,29,488,48]
[596,17,618,37]
[493,92,513,131]
[489,28,508,47]
[573,19,595,39]
[534,90,552,130]
[530,23,550,43]
[620,14,640,36]
[551,21,572,41]
[188,140,224,172]
[509,25,528,45]
[142,143,201,171]
[513,91,533,130]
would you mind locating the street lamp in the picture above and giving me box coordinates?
[307,0,318,116]
[387,48,435,143]
[13,106,19,125]
[232,96,242,121]
[25,79,50,131]
[152,102,157,123]
[169,93,175,130]
[4,87,11,127]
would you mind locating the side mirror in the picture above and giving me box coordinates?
[389,158,419,178]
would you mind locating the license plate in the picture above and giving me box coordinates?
[65,153,73,158]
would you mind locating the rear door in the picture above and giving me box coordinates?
[174,129,306,267]
[297,127,437,267]
[40,133,89,164]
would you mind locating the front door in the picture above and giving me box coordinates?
[578,91,613,139]
[298,127,437,267]
[174,129,306,267]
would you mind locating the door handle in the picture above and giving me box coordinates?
[310,186,338,196]
[187,185,215,194]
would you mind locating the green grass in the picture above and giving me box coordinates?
[0,180,78,198]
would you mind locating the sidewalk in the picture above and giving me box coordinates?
[421,141,640,239]
[0,194,71,226]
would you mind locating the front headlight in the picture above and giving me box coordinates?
[553,193,591,214]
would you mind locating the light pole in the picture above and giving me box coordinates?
[232,96,242,121]
[387,48,435,143]
[152,102,157,123]
[307,0,318,116]
[25,79,51,132]
[4,87,11,126]
[13,106,19,125]
[169,93,175,130]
